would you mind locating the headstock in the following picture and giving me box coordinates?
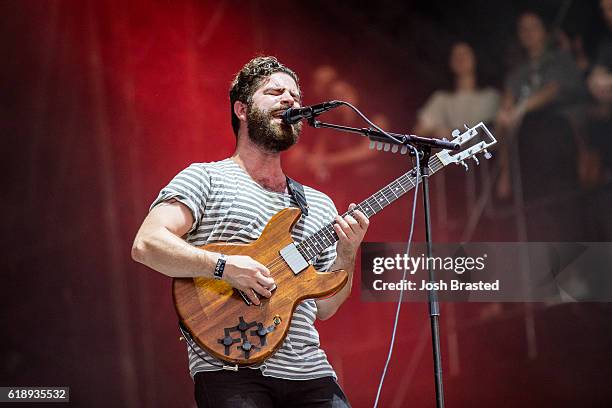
[368,122,497,171]
[435,122,497,170]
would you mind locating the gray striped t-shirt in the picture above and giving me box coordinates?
[151,158,340,380]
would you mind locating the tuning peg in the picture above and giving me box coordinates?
[464,123,470,130]
[472,156,480,165]
[483,149,492,160]
[457,160,469,171]
[452,129,461,137]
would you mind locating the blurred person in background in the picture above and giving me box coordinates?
[585,0,612,240]
[587,0,612,182]
[496,11,589,240]
[413,42,500,244]
[414,41,500,139]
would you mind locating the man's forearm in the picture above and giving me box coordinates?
[315,254,356,320]
[132,226,217,278]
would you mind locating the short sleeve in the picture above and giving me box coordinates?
[547,52,587,104]
[417,91,448,130]
[149,163,211,233]
[480,88,502,124]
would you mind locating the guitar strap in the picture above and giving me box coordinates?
[286,176,309,216]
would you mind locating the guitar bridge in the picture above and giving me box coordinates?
[217,316,276,360]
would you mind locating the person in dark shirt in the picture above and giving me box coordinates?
[588,0,612,176]
[496,11,588,240]
[585,0,612,240]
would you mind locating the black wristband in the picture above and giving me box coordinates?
[213,254,227,280]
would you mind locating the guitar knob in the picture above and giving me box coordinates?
[241,341,253,351]
[452,129,461,137]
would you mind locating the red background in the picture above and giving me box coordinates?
[2,1,611,407]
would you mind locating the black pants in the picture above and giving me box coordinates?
[194,369,351,408]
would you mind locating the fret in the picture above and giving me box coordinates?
[307,234,319,259]
[364,198,377,214]
[297,244,308,259]
[304,243,315,260]
[316,231,328,250]
[355,203,372,218]
[382,190,393,204]
[301,236,313,255]
[370,195,384,212]
[390,181,403,197]
[321,227,335,247]
[366,203,376,216]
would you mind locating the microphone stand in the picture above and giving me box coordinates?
[307,119,460,151]
[308,118,447,408]
[420,146,445,408]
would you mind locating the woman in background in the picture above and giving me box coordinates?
[414,42,500,139]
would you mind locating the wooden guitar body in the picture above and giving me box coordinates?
[172,208,348,366]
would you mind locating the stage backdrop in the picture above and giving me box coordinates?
[2,1,611,407]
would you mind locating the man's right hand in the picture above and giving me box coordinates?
[220,254,275,305]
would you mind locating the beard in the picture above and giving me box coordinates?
[246,103,303,152]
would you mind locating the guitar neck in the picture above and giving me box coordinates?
[296,154,445,261]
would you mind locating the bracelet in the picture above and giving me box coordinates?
[213,254,227,280]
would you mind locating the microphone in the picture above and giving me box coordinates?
[281,100,342,125]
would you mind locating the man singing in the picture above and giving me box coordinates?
[131,56,368,407]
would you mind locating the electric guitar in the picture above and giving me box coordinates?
[173,122,497,366]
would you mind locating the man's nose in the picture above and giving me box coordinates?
[279,91,296,107]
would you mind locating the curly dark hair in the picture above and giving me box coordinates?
[229,56,300,137]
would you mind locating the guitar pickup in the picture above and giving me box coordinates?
[280,243,309,275]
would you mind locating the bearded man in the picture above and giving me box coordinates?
[131,56,368,407]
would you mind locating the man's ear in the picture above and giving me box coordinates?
[234,100,247,123]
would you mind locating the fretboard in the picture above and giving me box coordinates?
[296,154,445,261]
